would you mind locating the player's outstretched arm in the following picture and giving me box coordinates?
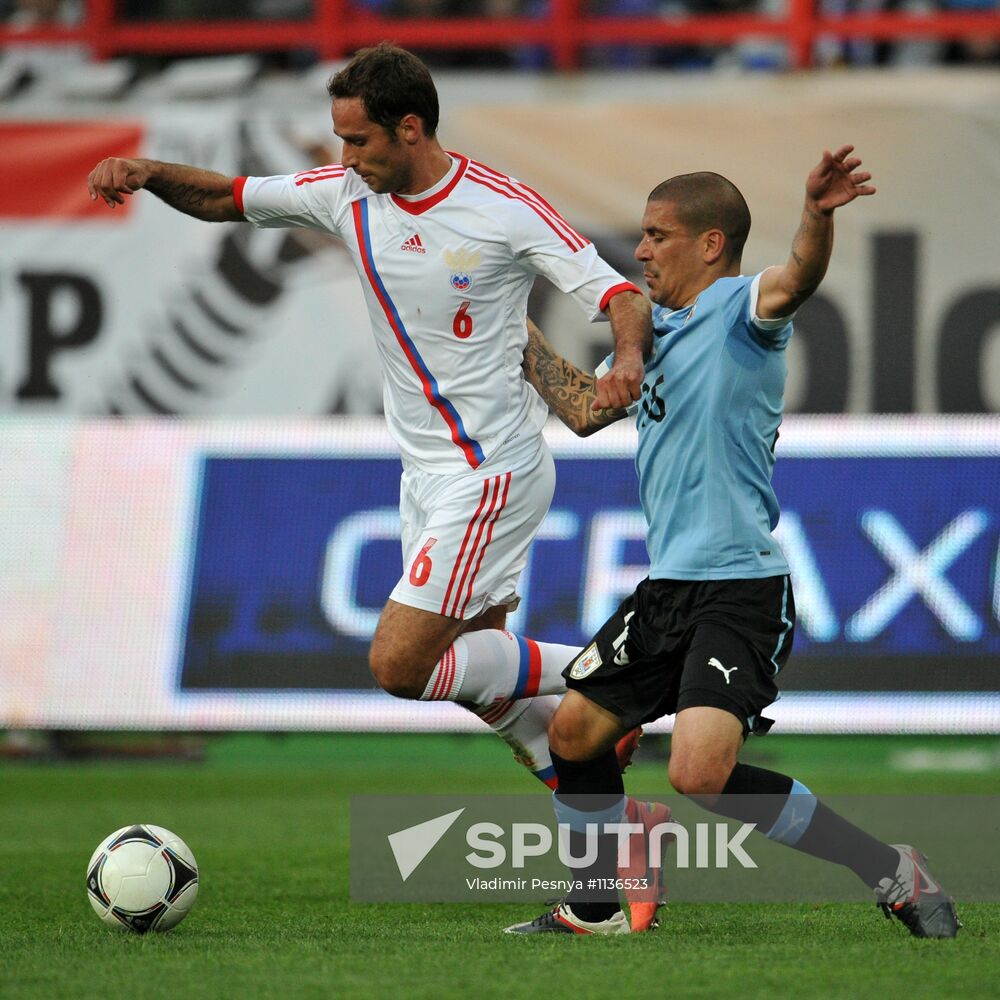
[87,158,243,222]
[593,290,651,411]
[756,145,875,320]
[523,319,627,437]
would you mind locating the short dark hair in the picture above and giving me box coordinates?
[327,42,440,137]
[648,172,751,263]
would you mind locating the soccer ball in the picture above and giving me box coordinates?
[86,824,199,933]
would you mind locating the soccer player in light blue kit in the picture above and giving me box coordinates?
[507,146,961,938]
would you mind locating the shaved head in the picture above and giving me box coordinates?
[648,172,751,264]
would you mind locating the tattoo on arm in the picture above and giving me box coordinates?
[787,207,833,291]
[148,179,214,212]
[146,167,238,221]
[789,217,811,269]
[523,328,625,435]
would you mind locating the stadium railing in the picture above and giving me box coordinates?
[1,0,999,70]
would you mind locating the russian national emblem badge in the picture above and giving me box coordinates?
[444,248,482,291]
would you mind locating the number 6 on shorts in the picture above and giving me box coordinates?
[409,537,437,587]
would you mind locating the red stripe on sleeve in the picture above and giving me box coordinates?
[466,160,591,251]
[465,169,588,253]
[232,176,248,216]
[295,168,347,186]
[599,282,644,313]
[294,164,345,180]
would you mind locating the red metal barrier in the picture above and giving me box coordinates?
[1,0,998,70]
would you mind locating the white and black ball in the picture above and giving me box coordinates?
[86,824,199,933]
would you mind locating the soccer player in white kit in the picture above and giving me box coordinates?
[86,44,653,797]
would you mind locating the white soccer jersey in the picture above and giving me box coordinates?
[235,154,638,472]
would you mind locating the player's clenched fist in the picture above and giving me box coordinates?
[87,157,153,208]
[593,356,644,411]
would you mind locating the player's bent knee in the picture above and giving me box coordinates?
[547,710,590,761]
[367,649,426,700]
[667,754,729,797]
[546,714,577,759]
[548,707,613,762]
[369,669,422,701]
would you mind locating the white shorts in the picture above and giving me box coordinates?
[390,433,556,621]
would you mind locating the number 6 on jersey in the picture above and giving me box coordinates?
[452,301,473,339]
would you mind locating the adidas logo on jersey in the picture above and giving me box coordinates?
[400,234,427,254]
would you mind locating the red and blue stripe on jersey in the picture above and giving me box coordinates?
[351,197,485,469]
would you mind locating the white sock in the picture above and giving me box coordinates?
[419,630,577,703]
[469,694,561,788]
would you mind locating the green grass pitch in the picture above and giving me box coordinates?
[2,733,999,999]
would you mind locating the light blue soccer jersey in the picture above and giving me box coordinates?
[605,273,793,580]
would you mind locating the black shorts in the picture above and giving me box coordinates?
[563,575,795,736]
